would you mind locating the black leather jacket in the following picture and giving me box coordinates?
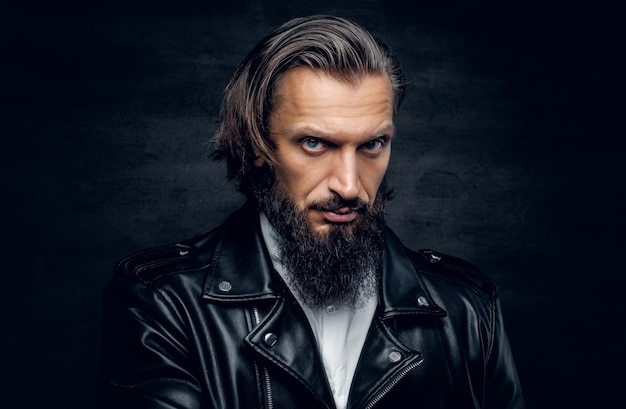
[97,202,524,408]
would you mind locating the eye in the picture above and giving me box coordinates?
[303,137,326,151]
[361,139,385,152]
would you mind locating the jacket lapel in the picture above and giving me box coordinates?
[245,297,336,407]
[379,227,447,317]
[348,228,447,409]
[201,202,280,301]
[201,202,336,407]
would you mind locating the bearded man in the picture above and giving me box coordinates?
[97,15,525,409]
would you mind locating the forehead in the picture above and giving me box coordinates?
[270,67,393,136]
[273,67,391,107]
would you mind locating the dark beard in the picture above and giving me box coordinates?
[252,166,389,309]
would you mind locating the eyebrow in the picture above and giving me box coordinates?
[285,123,396,141]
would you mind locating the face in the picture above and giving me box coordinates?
[260,67,394,235]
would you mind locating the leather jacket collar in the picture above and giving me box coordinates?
[200,201,447,319]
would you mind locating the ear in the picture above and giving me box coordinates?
[252,147,265,167]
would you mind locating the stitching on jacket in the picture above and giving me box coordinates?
[147,265,210,284]
[206,221,229,297]
[486,293,497,363]
[109,377,203,392]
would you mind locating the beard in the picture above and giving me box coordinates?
[252,166,390,309]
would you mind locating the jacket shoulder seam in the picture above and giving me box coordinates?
[410,248,497,300]
[114,243,200,284]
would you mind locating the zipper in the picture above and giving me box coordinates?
[253,307,261,327]
[262,366,273,409]
[253,307,274,409]
[362,356,424,409]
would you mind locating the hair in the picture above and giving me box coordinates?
[212,15,405,196]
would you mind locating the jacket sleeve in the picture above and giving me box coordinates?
[97,276,206,409]
[484,296,525,409]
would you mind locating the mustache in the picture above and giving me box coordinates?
[307,195,369,212]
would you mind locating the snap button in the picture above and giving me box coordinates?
[388,350,402,363]
[218,281,232,292]
[326,305,336,314]
[430,253,441,263]
[178,249,189,256]
[417,296,429,307]
[264,332,278,347]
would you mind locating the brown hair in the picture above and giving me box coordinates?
[212,15,405,195]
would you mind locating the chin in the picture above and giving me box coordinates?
[317,221,359,237]
[310,223,332,237]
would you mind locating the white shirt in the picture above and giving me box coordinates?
[260,213,377,409]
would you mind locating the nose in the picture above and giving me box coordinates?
[327,150,361,200]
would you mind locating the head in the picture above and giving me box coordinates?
[213,16,405,308]
[213,15,405,195]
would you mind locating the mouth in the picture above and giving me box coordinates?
[321,207,359,223]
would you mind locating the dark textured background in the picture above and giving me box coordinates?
[1,0,623,407]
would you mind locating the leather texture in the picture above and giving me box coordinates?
[97,202,525,408]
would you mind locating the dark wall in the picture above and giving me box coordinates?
[1,0,622,407]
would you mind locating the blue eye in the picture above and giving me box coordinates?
[362,139,383,151]
[303,138,324,150]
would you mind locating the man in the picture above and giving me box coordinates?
[97,15,524,409]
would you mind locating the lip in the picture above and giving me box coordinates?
[322,208,358,223]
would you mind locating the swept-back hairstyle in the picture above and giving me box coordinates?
[212,15,405,195]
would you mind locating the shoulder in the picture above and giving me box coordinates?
[112,202,257,285]
[382,227,497,298]
[113,223,226,285]
[407,247,496,297]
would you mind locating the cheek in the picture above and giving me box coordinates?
[364,159,390,193]
[280,156,328,190]
[274,165,316,202]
